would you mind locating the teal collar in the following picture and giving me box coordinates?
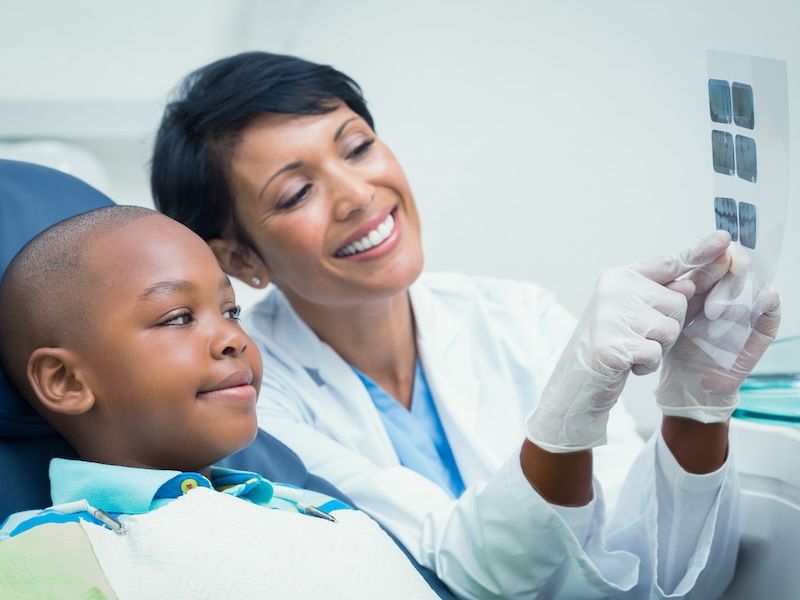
[49,458,274,514]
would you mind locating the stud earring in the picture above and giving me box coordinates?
[251,277,261,287]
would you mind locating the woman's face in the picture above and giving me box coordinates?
[227,105,423,310]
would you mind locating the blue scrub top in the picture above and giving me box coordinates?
[352,359,466,499]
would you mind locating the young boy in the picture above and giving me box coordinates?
[0,205,438,599]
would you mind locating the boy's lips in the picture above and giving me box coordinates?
[198,370,256,400]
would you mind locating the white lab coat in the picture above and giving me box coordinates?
[245,272,739,599]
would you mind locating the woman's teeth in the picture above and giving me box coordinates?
[336,213,395,257]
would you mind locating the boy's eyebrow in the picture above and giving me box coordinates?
[138,280,196,302]
[137,277,231,302]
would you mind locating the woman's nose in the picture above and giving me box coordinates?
[331,168,374,220]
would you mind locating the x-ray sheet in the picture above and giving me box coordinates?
[685,50,789,369]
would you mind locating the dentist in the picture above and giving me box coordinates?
[151,51,780,599]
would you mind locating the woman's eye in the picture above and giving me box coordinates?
[279,183,311,210]
[224,305,242,320]
[162,312,192,326]
[348,139,374,159]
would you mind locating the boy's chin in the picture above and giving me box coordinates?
[179,430,260,473]
[166,422,260,473]
[217,425,261,462]
[230,427,260,456]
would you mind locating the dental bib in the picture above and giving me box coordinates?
[81,486,436,599]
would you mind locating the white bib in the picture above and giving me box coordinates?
[82,487,437,599]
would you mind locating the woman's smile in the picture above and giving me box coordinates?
[335,209,399,258]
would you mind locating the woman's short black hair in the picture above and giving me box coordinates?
[150,51,374,242]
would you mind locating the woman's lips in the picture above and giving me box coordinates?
[335,209,397,258]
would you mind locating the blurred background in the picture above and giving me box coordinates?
[1,0,797,437]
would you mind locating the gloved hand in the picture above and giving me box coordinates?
[526,231,732,453]
[655,246,782,423]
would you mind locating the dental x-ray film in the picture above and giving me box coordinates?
[685,50,789,369]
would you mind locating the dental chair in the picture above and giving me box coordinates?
[0,159,456,599]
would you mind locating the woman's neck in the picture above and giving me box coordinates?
[286,291,417,408]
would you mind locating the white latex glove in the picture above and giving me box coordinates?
[655,246,782,423]
[526,231,732,453]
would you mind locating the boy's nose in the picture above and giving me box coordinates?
[211,319,248,358]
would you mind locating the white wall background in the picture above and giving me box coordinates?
[1,0,798,436]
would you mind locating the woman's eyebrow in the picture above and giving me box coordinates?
[257,117,360,200]
[334,117,357,141]
[258,161,302,200]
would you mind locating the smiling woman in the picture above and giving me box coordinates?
[150,51,780,599]
[214,107,423,327]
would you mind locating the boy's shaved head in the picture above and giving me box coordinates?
[0,203,261,472]
[0,205,155,401]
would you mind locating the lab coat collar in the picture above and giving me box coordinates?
[264,287,399,463]
[267,286,329,368]
[410,277,494,481]
[268,287,370,394]
[261,280,492,474]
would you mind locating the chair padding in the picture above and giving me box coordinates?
[0,159,115,438]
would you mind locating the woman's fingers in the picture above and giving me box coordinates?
[630,230,732,286]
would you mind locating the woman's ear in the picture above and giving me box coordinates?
[27,347,95,416]
[208,238,270,289]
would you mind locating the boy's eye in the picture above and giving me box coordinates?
[224,305,242,320]
[162,312,192,326]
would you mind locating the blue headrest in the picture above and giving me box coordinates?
[0,159,115,437]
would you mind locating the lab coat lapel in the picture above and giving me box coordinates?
[270,290,399,465]
[410,280,498,483]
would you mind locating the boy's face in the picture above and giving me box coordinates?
[74,214,262,472]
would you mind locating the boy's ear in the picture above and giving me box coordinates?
[208,238,270,289]
[27,347,95,416]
